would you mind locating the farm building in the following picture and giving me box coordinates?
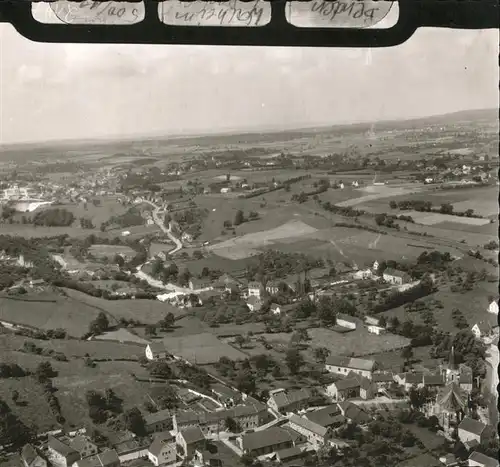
[247,296,262,312]
[73,450,120,467]
[144,409,172,434]
[188,277,213,291]
[372,372,395,389]
[145,342,168,361]
[458,417,495,445]
[336,401,372,425]
[68,436,98,459]
[287,414,332,448]
[468,451,499,467]
[47,436,81,467]
[270,303,281,315]
[211,383,242,408]
[147,433,176,467]
[21,444,47,467]
[267,388,312,415]
[367,324,386,335]
[176,427,206,459]
[304,405,346,429]
[326,373,375,402]
[335,314,357,330]
[238,427,295,457]
[382,268,412,285]
[265,280,281,295]
[325,356,376,380]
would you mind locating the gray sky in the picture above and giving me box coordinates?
[0,24,498,144]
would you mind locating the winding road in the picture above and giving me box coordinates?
[143,200,183,255]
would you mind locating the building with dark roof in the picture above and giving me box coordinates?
[176,427,206,459]
[238,427,294,456]
[147,433,176,466]
[73,450,120,467]
[69,436,98,459]
[325,356,376,380]
[145,342,168,361]
[267,388,312,415]
[47,436,81,467]
[372,372,395,388]
[144,408,172,434]
[21,444,47,467]
[326,372,375,401]
[304,405,346,429]
[458,417,495,445]
[337,401,372,425]
[275,446,307,464]
[468,451,499,467]
[288,415,332,448]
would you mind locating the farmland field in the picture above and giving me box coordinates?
[403,211,491,226]
[336,184,425,207]
[88,244,137,259]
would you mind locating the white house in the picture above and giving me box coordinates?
[248,281,264,299]
[287,415,332,449]
[336,314,357,330]
[367,325,386,335]
[458,417,494,445]
[487,299,498,315]
[47,436,80,467]
[382,268,412,285]
[145,342,168,361]
[471,315,498,340]
[148,433,176,466]
[220,187,232,194]
[325,356,376,380]
[270,304,281,315]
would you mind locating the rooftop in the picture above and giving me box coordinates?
[21,444,38,465]
[70,435,95,453]
[269,388,312,410]
[372,372,394,383]
[241,427,293,452]
[149,433,175,457]
[304,405,344,428]
[288,414,328,437]
[48,436,78,458]
[326,356,376,372]
[468,451,499,467]
[179,426,205,445]
[458,417,489,436]
[144,408,171,426]
[76,450,120,467]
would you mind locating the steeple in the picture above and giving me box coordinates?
[448,346,459,371]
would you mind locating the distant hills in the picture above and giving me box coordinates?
[0,107,497,156]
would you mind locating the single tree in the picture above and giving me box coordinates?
[285,347,304,375]
[234,210,244,226]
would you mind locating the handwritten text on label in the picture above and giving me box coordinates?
[159,0,270,27]
[51,1,144,25]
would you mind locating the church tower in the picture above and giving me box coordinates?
[441,346,460,384]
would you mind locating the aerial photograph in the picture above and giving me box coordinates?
[0,20,498,467]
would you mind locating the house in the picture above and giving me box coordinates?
[189,278,212,291]
[458,417,494,445]
[21,444,47,467]
[471,315,499,340]
[148,433,176,466]
[372,372,395,389]
[73,450,120,467]
[181,232,194,243]
[382,268,412,285]
[423,373,445,389]
[336,401,372,425]
[468,451,499,467]
[265,281,281,296]
[214,273,241,291]
[336,314,357,330]
[113,438,149,463]
[47,436,81,467]
[439,454,459,467]
[69,436,99,459]
[173,403,266,436]
[275,446,307,464]
[487,299,498,315]
[211,383,242,408]
[325,356,376,380]
[288,414,332,448]
[220,187,232,194]
[145,342,168,361]
[326,374,375,401]
[365,315,382,327]
[367,324,386,335]
[246,296,262,312]
[144,408,172,434]
[239,427,295,457]
[304,405,346,429]
[394,372,424,391]
[267,388,312,415]
[270,303,281,315]
[247,281,264,299]
[176,427,206,459]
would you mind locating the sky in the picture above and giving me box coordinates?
[0,22,498,144]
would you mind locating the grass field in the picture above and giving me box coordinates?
[88,244,137,260]
[403,211,491,226]
[161,332,247,364]
[0,290,111,338]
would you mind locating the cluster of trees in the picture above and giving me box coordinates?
[246,250,324,281]
[103,207,144,231]
[32,208,75,227]
[227,209,259,228]
[483,240,498,250]
[389,199,481,218]
[86,388,124,424]
[144,383,178,412]
[22,340,67,362]
[150,259,192,287]
[384,317,434,347]
[144,312,175,336]
[42,379,65,423]
[172,207,207,239]
[321,201,365,218]
[372,276,436,313]
[451,308,469,329]
[0,398,33,449]
[374,213,400,230]
[79,217,95,229]
[0,362,26,379]
[89,312,110,335]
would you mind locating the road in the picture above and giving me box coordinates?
[142,200,183,255]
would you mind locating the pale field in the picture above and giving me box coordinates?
[336,184,425,207]
[405,211,492,226]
